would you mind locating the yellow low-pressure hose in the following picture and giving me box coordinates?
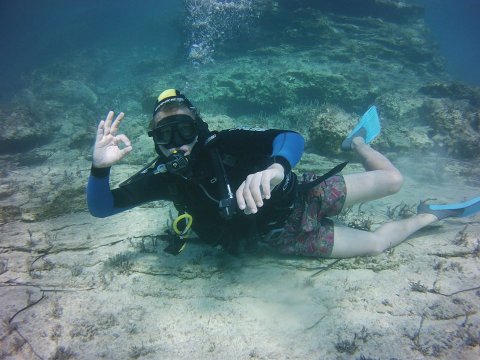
[172,213,193,236]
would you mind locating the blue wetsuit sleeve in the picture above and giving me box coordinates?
[271,132,304,172]
[86,168,130,218]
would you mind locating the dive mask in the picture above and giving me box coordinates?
[148,114,198,148]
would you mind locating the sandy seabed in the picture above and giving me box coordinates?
[0,152,479,360]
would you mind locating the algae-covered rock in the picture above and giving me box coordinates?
[309,106,358,156]
[374,92,435,153]
[375,92,425,125]
[51,80,98,107]
[417,82,480,158]
[0,205,22,224]
[279,0,424,24]
[0,104,53,154]
[151,57,382,116]
[422,98,480,158]
[420,82,480,106]
[202,113,236,131]
[141,0,446,135]
[31,79,98,110]
[407,126,434,150]
[381,124,433,153]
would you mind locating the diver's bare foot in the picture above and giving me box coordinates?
[351,136,367,151]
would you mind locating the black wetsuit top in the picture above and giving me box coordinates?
[87,128,304,251]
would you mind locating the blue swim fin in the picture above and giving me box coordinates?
[341,105,381,150]
[417,197,480,220]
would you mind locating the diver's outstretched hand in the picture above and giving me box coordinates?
[236,163,285,215]
[92,111,132,168]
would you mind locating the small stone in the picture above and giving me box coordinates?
[21,211,37,222]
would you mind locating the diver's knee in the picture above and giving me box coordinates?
[358,234,388,256]
[387,170,403,194]
[368,239,391,256]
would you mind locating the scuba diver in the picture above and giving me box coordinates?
[87,89,480,257]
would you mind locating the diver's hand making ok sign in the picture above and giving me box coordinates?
[236,163,285,215]
[92,111,132,168]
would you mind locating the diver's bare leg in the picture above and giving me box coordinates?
[343,137,403,207]
[330,213,437,258]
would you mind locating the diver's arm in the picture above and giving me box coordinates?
[87,110,134,218]
[87,167,129,218]
[232,130,305,214]
[270,131,304,172]
[87,163,176,218]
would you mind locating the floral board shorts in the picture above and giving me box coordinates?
[266,173,347,257]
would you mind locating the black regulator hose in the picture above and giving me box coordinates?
[205,132,237,220]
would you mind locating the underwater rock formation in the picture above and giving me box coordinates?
[3,0,479,161]
[369,82,480,159]
[421,85,480,158]
[310,108,356,155]
[54,80,98,107]
[0,104,53,154]
[40,79,98,109]
[279,0,424,23]
[143,0,478,157]
[173,0,445,113]
[168,0,480,159]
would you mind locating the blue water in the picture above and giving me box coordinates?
[417,0,480,85]
[0,0,183,100]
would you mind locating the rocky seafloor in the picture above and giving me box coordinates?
[1,0,479,359]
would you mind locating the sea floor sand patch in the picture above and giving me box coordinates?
[1,155,479,359]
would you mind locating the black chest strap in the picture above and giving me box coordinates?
[296,161,348,193]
